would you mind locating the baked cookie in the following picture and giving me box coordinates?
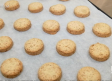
[60,0,69,1]
[56,39,76,56]
[24,38,44,55]
[77,67,101,81]
[0,18,5,30]
[89,43,110,61]
[43,20,60,35]
[74,6,90,18]
[0,36,13,52]
[28,2,43,13]
[38,62,62,81]
[4,0,20,11]
[14,18,31,31]
[92,23,111,37]
[67,21,85,35]
[50,4,66,15]
[0,58,23,78]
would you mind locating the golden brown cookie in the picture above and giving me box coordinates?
[43,20,60,35]
[50,4,66,15]
[77,67,101,81]
[14,18,31,31]
[24,38,44,55]
[89,43,110,62]
[0,58,23,78]
[38,62,62,81]
[4,0,20,11]
[56,39,76,56]
[0,18,5,30]
[67,21,85,35]
[92,23,111,37]
[28,2,43,13]
[74,6,90,18]
[0,36,13,52]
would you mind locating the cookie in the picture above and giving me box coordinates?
[77,67,101,81]
[0,58,23,78]
[92,23,111,37]
[74,6,90,18]
[43,20,60,35]
[4,0,20,11]
[28,2,43,13]
[0,18,5,30]
[14,18,31,31]
[56,39,76,56]
[89,43,110,61]
[50,4,66,15]
[60,0,69,1]
[0,36,13,52]
[38,62,62,81]
[24,38,44,55]
[67,21,85,35]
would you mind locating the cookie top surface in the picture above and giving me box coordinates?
[0,58,23,78]
[0,18,4,29]
[38,62,62,81]
[92,23,111,37]
[89,43,110,61]
[77,67,101,81]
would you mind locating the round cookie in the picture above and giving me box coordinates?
[92,23,111,37]
[56,39,76,56]
[24,38,44,55]
[0,36,13,52]
[43,20,60,35]
[67,21,85,35]
[38,62,62,81]
[74,6,90,18]
[89,43,110,61]
[77,67,101,81]
[50,4,66,15]
[28,2,43,13]
[0,58,23,78]
[0,18,5,30]
[4,0,20,11]
[14,18,31,31]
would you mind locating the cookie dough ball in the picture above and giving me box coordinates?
[38,62,62,81]
[67,21,85,35]
[92,23,111,37]
[56,39,76,56]
[14,18,31,31]
[0,58,23,78]
[77,67,101,81]
[4,0,20,11]
[89,43,110,61]
[43,20,60,35]
[74,6,90,18]
[50,4,66,15]
[0,18,5,30]
[0,36,13,52]
[28,2,43,13]
[24,38,44,55]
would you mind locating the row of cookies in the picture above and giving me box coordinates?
[0,58,101,81]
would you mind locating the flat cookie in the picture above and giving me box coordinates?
[77,67,101,81]
[56,39,76,56]
[43,20,60,34]
[67,21,85,35]
[89,43,110,61]
[4,0,20,11]
[0,36,13,52]
[38,62,62,81]
[0,58,23,78]
[28,2,43,13]
[74,6,90,18]
[14,18,31,31]
[50,4,66,15]
[92,23,111,37]
[0,18,5,30]
[24,38,44,55]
